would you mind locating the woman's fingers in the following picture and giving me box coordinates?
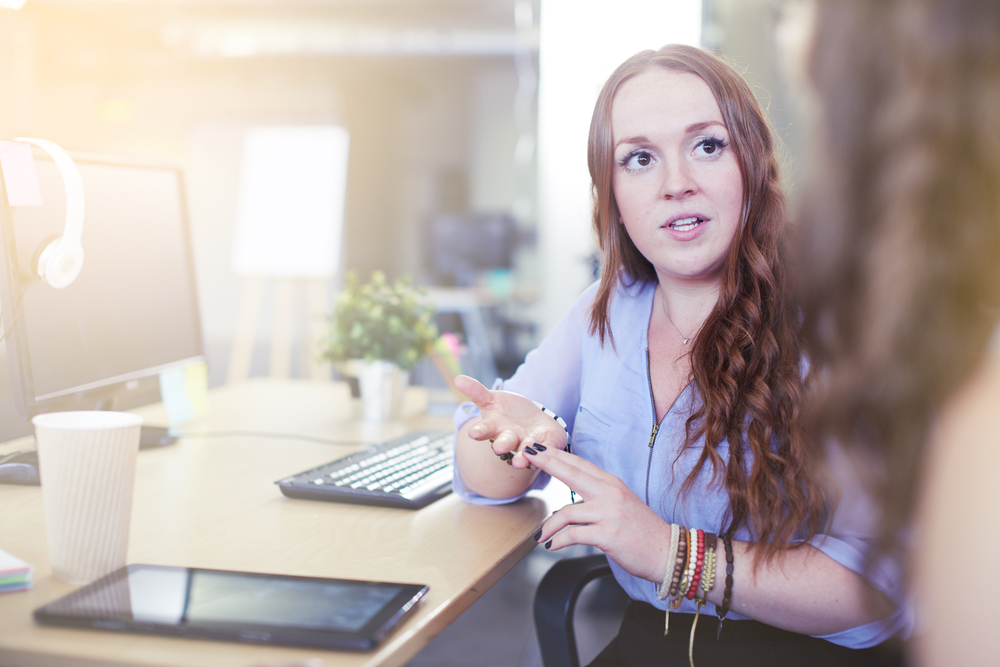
[540,524,598,552]
[454,374,491,406]
[521,445,611,498]
[509,431,561,468]
[537,501,597,539]
[490,430,520,456]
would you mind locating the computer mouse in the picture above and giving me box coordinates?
[0,449,40,486]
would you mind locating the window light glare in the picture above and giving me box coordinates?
[0,0,27,9]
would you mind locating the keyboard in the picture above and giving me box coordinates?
[275,430,455,509]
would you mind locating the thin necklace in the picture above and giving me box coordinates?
[661,296,695,344]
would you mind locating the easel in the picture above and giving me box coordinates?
[226,277,331,383]
[226,125,349,383]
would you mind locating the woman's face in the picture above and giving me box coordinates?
[611,69,744,287]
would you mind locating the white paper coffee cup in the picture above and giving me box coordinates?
[32,411,143,584]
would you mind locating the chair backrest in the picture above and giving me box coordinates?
[533,554,613,667]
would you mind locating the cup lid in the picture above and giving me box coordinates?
[31,411,144,430]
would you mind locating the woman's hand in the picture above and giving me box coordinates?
[524,444,672,584]
[454,375,568,469]
[524,445,900,634]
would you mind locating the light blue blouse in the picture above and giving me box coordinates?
[452,278,912,648]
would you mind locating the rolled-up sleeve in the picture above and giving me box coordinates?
[809,440,914,647]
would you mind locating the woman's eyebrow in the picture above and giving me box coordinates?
[685,120,726,134]
[614,121,729,150]
[614,135,650,149]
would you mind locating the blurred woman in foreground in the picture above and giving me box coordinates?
[798,1,1000,664]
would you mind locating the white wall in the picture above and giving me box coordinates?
[535,0,702,335]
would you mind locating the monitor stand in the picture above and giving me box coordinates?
[139,426,177,450]
[90,398,177,450]
[0,426,178,486]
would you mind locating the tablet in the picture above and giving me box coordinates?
[34,564,429,650]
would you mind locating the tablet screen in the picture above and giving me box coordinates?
[34,564,428,650]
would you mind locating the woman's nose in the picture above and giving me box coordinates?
[659,158,696,199]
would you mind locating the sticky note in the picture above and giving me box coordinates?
[0,547,32,593]
[0,141,43,207]
[159,363,209,427]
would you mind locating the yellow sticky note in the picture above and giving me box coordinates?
[183,362,208,417]
[159,362,209,427]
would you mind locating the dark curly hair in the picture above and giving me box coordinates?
[588,44,825,561]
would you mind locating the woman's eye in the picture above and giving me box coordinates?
[695,137,728,157]
[621,150,654,170]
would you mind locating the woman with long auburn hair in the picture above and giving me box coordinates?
[452,44,906,665]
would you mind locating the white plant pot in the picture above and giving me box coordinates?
[356,359,410,422]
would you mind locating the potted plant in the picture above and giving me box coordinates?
[323,271,438,421]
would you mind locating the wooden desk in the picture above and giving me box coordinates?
[0,379,559,667]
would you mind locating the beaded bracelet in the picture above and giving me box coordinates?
[716,533,734,641]
[530,401,570,448]
[668,527,687,598]
[530,401,576,501]
[685,529,705,600]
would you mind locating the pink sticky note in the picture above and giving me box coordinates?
[0,141,43,207]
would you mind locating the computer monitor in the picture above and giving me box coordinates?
[0,150,205,443]
[427,213,515,287]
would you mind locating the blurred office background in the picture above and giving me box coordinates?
[0,1,809,663]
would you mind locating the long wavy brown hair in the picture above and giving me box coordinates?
[588,44,825,560]
[799,0,1000,550]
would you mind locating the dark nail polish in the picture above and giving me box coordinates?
[533,530,542,541]
[523,446,537,456]
[533,443,547,452]
[544,540,552,550]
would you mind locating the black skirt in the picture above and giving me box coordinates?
[586,600,906,667]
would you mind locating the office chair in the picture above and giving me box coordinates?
[533,553,614,667]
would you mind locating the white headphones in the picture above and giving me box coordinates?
[12,138,85,289]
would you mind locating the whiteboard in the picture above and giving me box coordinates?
[231,126,349,278]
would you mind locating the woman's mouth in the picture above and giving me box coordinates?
[669,216,704,232]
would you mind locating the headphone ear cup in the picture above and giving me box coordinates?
[36,238,84,289]
[30,232,60,281]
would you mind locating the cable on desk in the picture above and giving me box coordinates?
[0,289,25,345]
[176,430,372,447]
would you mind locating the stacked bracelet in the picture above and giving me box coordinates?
[686,529,705,600]
[658,524,681,601]
[682,528,698,598]
[716,533,734,641]
[669,527,687,599]
[658,525,733,656]
[700,533,717,598]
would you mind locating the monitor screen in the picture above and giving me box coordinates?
[427,213,515,287]
[0,151,204,419]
